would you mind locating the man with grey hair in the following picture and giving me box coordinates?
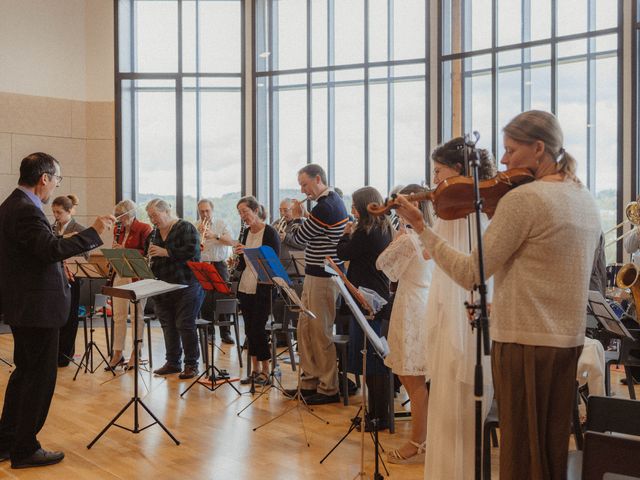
[197,198,236,344]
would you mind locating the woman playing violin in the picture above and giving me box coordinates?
[395,110,602,480]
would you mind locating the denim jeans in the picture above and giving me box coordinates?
[153,283,205,367]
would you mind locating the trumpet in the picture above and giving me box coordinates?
[198,218,211,251]
[605,200,640,247]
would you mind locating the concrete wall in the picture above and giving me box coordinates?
[0,0,116,245]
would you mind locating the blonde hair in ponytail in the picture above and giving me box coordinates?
[503,110,581,185]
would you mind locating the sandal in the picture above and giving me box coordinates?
[387,440,426,464]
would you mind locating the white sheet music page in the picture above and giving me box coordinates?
[114,278,187,299]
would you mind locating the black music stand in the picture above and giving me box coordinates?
[71,261,113,378]
[87,251,185,449]
[321,275,389,480]
[587,290,635,340]
[180,261,241,397]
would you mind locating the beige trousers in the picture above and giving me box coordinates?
[112,275,146,353]
[297,275,339,395]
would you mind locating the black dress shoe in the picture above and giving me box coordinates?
[220,334,235,345]
[11,448,64,469]
[304,392,340,405]
[284,388,316,398]
[178,365,199,379]
[153,363,182,376]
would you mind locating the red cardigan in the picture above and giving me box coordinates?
[116,218,153,254]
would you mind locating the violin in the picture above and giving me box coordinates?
[367,168,535,220]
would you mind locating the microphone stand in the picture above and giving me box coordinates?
[463,132,491,480]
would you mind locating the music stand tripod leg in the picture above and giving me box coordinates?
[88,300,179,448]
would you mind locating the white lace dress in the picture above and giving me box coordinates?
[422,216,494,480]
[376,231,434,376]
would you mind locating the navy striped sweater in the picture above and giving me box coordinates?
[289,190,349,277]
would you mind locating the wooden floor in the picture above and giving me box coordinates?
[0,325,637,480]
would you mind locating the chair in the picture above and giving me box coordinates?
[618,329,640,399]
[567,395,640,479]
[215,298,243,368]
[581,431,640,480]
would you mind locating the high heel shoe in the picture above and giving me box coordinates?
[387,440,426,464]
[104,356,125,371]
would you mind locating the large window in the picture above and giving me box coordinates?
[255,0,429,217]
[441,0,621,261]
[116,0,244,228]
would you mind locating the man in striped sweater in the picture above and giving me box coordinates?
[285,164,349,405]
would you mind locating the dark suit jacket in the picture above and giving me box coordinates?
[0,189,102,328]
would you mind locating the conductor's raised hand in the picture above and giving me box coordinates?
[394,196,425,233]
[92,215,117,235]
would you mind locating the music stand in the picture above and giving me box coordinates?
[71,259,113,378]
[587,290,635,340]
[87,250,185,449]
[321,275,389,480]
[180,261,241,397]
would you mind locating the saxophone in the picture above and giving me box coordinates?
[616,263,640,322]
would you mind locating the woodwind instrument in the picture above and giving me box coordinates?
[227,222,247,276]
[147,225,158,268]
[325,256,375,319]
[106,222,125,286]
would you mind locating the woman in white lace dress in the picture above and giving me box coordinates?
[421,139,495,480]
[377,184,434,464]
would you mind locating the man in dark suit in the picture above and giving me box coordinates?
[0,152,114,469]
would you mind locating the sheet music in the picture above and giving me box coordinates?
[113,278,187,299]
[272,277,316,319]
[332,276,389,357]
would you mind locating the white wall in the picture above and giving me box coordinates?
[0,0,114,102]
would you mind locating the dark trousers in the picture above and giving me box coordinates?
[0,326,59,461]
[492,342,582,480]
[200,261,230,337]
[58,279,80,365]
[154,283,204,368]
[238,288,271,362]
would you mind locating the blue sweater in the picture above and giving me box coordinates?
[289,190,349,277]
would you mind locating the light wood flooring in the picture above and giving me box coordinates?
[0,324,636,480]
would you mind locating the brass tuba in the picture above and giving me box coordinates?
[616,263,640,317]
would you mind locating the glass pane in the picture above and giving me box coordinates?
[394,0,425,60]
[182,78,198,221]
[273,0,307,71]
[594,55,618,260]
[497,50,523,158]
[311,0,328,67]
[441,58,462,141]
[442,0,492,54]
[199,0,242,73]
[557,41,588,185]
[334,0,364,65]
[276,84,308,203]
[135,80,176,207]
[199,78,242,229]
[464,55,493,153]
[595,0,618,30]
[394,78,426,187]
[369,81,388,193]
[530,0,552,41]
[498,0,521,46]
[557,0,588,36]
[311,73,328,171]
[334,80,364,195]
[368,0,388,63]
[134,0,178,73]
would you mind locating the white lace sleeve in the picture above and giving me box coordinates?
[376,233,421,282]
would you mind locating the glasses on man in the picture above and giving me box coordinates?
[48,173,63,186]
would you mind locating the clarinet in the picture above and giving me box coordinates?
[227,221,246,277]
[147,225,158,268]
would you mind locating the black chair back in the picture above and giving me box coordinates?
[582,431,640,480]
[586,396,640,436]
